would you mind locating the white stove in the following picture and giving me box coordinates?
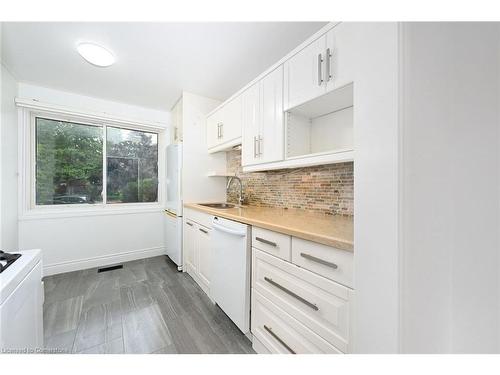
[0,249,43,353]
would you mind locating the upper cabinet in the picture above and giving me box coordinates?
[207,95,242,153]
[242,66,284,167]
[325,23,356,94]
[207,22,357,171]
[284,23,355,111]
[283,36,326,111]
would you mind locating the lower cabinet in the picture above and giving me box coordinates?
[183,216,212,297]
[250,227,355,354]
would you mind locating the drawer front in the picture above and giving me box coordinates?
[184,208,214,228]
[253,249,352,352]
[292,237,353,288]
[252,227,291,261]
[252,290,342,354]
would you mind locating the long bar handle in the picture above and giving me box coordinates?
[255,237,277,247]
[264,277,318,311]
[186,222,194,227]
[263,325,295,354]
[254,136,258,158]
[318,53,324,86]
[199,228,208,234]
[300,252,338,269]
[326,48,332,82]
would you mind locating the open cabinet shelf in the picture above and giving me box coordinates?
[285,83,354,160]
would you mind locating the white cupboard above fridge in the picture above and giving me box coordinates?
[207,94,242,153]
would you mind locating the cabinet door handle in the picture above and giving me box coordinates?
[199,228,208,234]
[217,123,221,139]
[258,135,263,156]
[255,237,277,247]
[186,222,193,227]
[264,276,319,311]
[318,53,324,86]
[254,136,258,158]
[326,48,332,82]
[220,122,223,138]
[263,325,295,354]
[300,252,338,269]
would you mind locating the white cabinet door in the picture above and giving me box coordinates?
[197,225,211,288]
[241,82,261,166]
[325,23,357,93]
[220,95,242,143]
[284,35,326,110]
[207,95,242,151]
[206,112,221,150]
[184,220,197,276]
[259,65,284,164]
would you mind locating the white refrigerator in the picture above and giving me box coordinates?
[165,144,183,270]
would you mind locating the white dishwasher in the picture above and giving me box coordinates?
[211,216,251,334]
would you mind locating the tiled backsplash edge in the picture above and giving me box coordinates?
[226,150,353,216]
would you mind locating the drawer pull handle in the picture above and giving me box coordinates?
[300,252,338,269]
[255,237,277,247]
[186,222,194,227]
[199,228,208,234]
[263,325,296,354]
[264,276,318,311]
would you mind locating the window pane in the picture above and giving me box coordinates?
[106,127,158,203]
[35,118,103,205]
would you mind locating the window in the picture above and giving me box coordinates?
[35,117,159,206]
[106,127,158,203]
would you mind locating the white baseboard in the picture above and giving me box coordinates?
[42,246,166,277]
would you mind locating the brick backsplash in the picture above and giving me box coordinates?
[226,150,354,216]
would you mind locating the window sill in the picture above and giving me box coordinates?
[19,204,165,221]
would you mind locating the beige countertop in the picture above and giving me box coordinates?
[184,203,354,252]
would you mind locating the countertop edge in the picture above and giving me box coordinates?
[183,203,353,252]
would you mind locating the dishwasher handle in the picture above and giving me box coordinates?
[212,220,247,237]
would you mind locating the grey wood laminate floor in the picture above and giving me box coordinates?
[42,256,254,354]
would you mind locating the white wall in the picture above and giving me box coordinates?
[17,83,168,125]
[1,49,19,251]
[13,83,171,275]
[400,23,500,353]
[352,22,401,353]
[19,212,165,275]
[181,91,226,204]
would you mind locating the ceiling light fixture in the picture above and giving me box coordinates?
[77,42,115,67]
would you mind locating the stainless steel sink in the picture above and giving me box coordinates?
[199,203,236,209]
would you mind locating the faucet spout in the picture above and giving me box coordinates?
[226,176,244,206]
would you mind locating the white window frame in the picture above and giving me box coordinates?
[17,98,167,220]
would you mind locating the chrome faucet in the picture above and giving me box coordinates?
[226,176,244,206]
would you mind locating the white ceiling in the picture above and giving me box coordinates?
[1,22,327,111]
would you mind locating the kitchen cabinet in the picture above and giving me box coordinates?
[197,225,211,288]
[241,66,284,167]
[207,95,242,152]
[183,219,197,276]
[283,36,326,111]
[250,225,355,354]
[284,23,355,111]
[325,23,356,93]
[183,213,212,297]
[241,82,260,166]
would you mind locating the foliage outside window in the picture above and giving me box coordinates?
[35,117,158,206]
